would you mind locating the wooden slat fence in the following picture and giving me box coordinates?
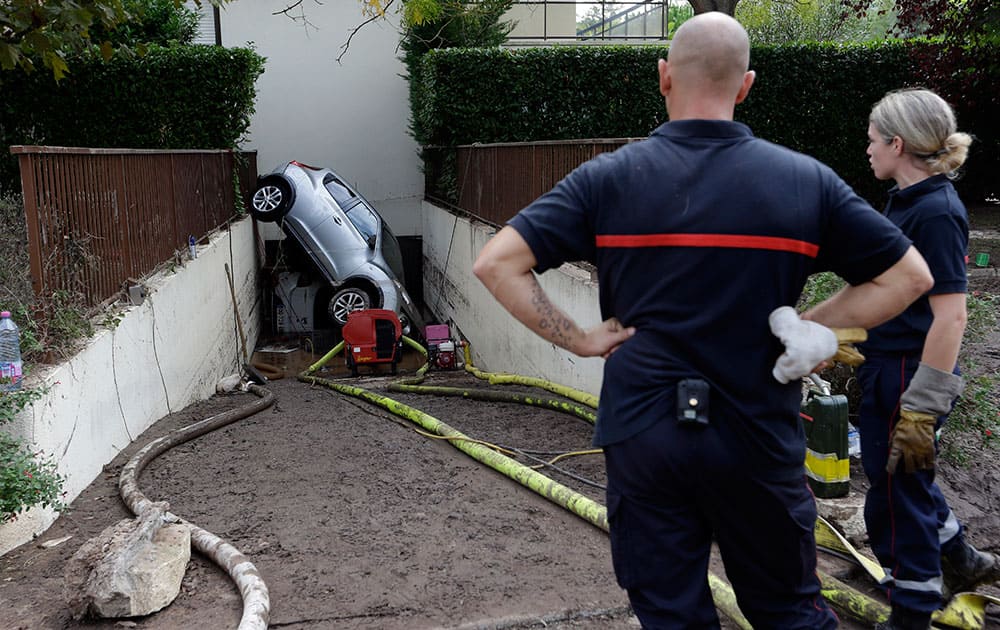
[10,146,256,312]
[452,138,642,226]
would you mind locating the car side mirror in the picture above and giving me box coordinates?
[367,234,377,250]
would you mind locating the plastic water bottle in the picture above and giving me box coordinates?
[0,311,23,392]
[188,235,197,260]
[847,423,861,458]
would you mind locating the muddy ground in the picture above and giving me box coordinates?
[1,267,999,630]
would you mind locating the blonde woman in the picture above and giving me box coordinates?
[859,88,998,630]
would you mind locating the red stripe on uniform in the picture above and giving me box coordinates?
[596,233,820,257]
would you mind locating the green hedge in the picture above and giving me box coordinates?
[739,41,916,203]
[413,41,998,205]
[1,44,265,193]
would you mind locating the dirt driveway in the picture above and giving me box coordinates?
[1,276,998,630]
[1,366,643,630]
[0,360,874,630]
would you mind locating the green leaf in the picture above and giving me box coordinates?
[44,50,70,81]
[23,30,53,54]
[0,42,20,71]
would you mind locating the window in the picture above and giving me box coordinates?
[345,205,378,244]
[380,223,406,282]
[323,173,357,207]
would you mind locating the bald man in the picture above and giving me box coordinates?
[474,12,931,628]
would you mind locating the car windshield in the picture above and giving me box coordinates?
[323,173,357,207]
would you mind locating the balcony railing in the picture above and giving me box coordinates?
[505,0,678,43]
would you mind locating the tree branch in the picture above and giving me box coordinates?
[273,1,304,17]
[273,0,324,33]
[336,0,395,64]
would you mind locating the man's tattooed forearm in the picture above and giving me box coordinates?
[530,283,574,347]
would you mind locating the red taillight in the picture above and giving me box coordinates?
[290,160,321,170]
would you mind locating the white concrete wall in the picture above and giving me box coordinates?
[0,218,260,555]
[218,3,424,236]
[422,201,605,395]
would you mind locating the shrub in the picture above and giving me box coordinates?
[0,44,265,194]
[411,40,999,206]
[0,388,65,523]
[89,0,201,48]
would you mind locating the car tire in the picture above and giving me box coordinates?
[251,174,295,222]
[328,287,371,326]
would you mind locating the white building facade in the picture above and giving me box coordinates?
[211,2,425,237]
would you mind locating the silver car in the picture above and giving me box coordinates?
[251,161,422,334]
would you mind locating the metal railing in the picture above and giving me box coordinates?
[575,1,668,39]
[505,0,674,43]
[11,146,256,312]
[452,138,640,225]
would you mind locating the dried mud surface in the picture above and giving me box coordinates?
[0,283,997,630]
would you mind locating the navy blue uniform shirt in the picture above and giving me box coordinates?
[508,120,911,471]
[862,174,968,356]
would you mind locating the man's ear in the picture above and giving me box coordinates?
[658,58,671,97]
[734,70,755,104]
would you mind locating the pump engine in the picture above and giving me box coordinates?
[425,324,459,370]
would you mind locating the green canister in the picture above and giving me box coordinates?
[800,391,850,498]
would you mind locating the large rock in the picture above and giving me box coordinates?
[65,503,191,619]
[817,490,867,547]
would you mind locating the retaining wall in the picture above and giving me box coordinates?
[2,203,601,555]
[421,201,605,396]
[0,218,260,555]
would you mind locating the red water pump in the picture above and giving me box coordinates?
[425,324,459,370]
[342,309,402,376]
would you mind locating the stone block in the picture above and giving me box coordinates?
[65,505,191,619]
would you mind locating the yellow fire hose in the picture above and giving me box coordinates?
[301,336,994,629]
[814,515,998,629]
[456,344,996,629]
[462,345,599,409]
[299,370,610,530]
[388,382,598,424]
[299,339,752,628]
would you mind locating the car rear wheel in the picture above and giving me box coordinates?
[251,175,295,222]
[328,287,371,325]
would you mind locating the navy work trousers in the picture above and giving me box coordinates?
[603,417,837,629]
[857,354,963,614]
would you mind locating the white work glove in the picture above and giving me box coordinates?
[769,306,838,384]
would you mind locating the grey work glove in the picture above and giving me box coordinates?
[886,363,964,474]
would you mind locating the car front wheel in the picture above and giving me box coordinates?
[250,174,295,222]
[328,287,371,325]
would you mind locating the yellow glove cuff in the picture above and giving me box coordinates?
[900,408,937,425]
[830,327,867,367]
